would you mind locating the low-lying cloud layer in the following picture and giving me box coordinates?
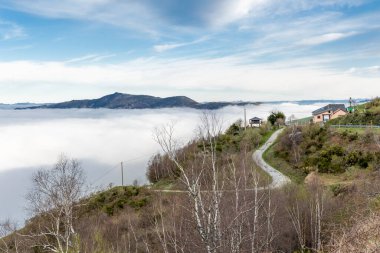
[0,103,323,223]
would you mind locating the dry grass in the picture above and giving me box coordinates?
[328,211,380,253]
[314,167,372,186]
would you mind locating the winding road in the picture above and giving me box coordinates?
[253,128,291,189]
[152,128,291,193]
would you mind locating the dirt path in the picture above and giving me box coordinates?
[151,128,291,193]
[253,128,291,189]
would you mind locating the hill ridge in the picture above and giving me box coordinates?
[18,92,258,110]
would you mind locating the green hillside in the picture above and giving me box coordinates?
[329,97,380,125]
[3,115,380,253]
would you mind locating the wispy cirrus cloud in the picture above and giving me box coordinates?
[298,32,357,46]
[153,36,209,53]
[204,0,368,27]
[1,0,163,36]
[245,9,380,60]
[65,54,116,64]
[0,19,25,40]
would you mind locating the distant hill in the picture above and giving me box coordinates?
[10,93,367,110]
[0,103,47,109]
[18,92,259,110]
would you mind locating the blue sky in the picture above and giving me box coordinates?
[0,0,379,103]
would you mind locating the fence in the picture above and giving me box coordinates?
[330,124,380,129]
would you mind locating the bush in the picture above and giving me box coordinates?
[267,111,286,126]
[146,153,180,183]
[315,145,344,173]
[225,120,242,136]
[345,151,360,166]
[241,128,262,148]
[348,132,358,141]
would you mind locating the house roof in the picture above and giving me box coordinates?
[312,104,347,116]
[249,117,262,121]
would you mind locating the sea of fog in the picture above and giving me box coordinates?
[0,102,324,225]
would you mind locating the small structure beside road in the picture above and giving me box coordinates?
[249,117,263,127]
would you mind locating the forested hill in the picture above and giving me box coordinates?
[19,92,258,110]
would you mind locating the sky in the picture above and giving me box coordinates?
[0,0,379,103]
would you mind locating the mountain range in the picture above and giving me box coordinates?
[17,92,258,110]
[4,93,368,110]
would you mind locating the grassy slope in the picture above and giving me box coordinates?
[264,99,380,186]
[332,127,380,134]
[264,127,378,186]
[290,116,312,125]
[263,141,306,184]
[84,185,150,216]
[329,97,380,125]
[149,126,276,191]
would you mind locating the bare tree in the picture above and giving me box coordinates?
[25,155,85,253]
[289,125,302,164]
[154,112,225,253]
[287,201,307,251]
[309,181,325,252]
[0,219,20,253]
[154,112,276,253]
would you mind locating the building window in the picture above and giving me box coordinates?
[317,115,321,119]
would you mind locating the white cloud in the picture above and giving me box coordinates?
[65,54,116,63]
[154,43,187,53]
[247,10,380,58]
[0,20,25,40]
[298,32,357,46]
[153,36,209,53]
[206,0,267,27]
[1,0,162,35]
[347,65,380,75]
[205,0,367,27]
[0,56,379,103]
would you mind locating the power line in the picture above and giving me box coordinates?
[121,152,157,164]
[90,163,120,185]
[89,152,157,186]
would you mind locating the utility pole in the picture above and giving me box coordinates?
[121,162,124,186]
[244,107,247,130]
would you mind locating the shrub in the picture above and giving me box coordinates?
[267,111,286,126]
[348,132,358,141]
[345,151,359,166]
[331,155,345,173]
[316,145,345,173]
[241,128,262,148]
[146,153,180,183]
[225,120,242,136]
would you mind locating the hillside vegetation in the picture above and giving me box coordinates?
[3,109,380,253]
[329,97,380,125]
[273,125,379,174]
[263,98,380,252]
[266,98,380,177]
[147,120,274,188]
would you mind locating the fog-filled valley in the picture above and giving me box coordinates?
[0,103,322,223]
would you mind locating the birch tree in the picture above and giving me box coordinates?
[0,220,20,253]
[154,113,224,253]
[25,155,85,253]
[154,113,275,253]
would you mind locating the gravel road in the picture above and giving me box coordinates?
[253,128,291,189]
